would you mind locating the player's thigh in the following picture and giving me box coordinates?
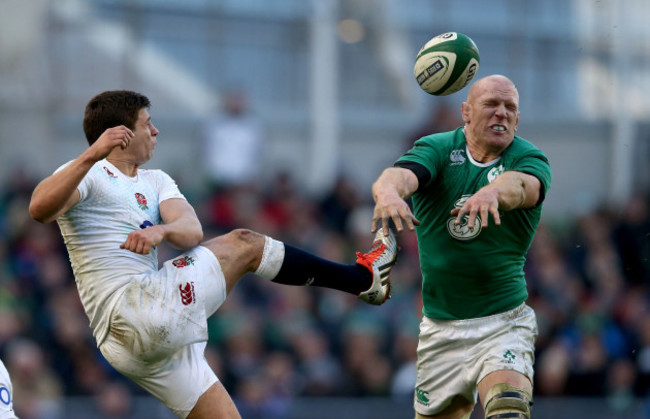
[110,247,227,362]
[201,229,266,292]
[414,317,477,416]
[188,381,240,419]
[478,369,532,402]
[475,304,537,387]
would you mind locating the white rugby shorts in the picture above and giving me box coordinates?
[99,245,226,418]
[414,303,537,416]
[0,359,17,419]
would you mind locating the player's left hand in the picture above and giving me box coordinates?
[450,188,501,229]
[120,225,165,254]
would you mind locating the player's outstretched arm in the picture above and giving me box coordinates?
[371,167,421,235]
[29,126,134,223]
[121,198,203,254]
[451,170,541,229]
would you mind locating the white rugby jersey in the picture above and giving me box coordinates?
[56,159,186,345]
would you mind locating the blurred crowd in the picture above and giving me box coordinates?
[1,162,650,418]
[1,91,650,417]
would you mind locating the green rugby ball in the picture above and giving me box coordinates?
[414,32,480,96]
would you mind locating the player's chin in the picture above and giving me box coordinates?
[487,132,513,147]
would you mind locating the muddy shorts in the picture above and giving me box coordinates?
[99,245,226,418]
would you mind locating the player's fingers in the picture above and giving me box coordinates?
[371,217,379,234]
[491,207,501,225]
[119,236,130,250]
[400,209,419,231]
[480,206,489,227]
[135,240,145,254]
[454,207,466,225]
[391,214,405,233]
[466,207,478,229]
[382,216,392,235]
[404,217,415,231]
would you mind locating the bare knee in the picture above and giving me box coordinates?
[204,228,263,249]
[483,383,533,419]
[224,228,265,253]
[202,229,266,277]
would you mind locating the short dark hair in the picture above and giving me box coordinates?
[83,90,151,145]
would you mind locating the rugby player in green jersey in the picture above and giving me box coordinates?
[371,75,551,419]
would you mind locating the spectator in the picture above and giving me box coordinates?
[5,338,63,418]
[201,90,265,191]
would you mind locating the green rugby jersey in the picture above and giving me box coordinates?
[396,127,552,320]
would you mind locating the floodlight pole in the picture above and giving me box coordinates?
[609,0,635,206]
[308,0,339,197]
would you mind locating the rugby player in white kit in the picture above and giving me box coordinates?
[29,90,398,418]
[0,359,18,418]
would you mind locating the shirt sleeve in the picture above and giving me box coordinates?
[394,136,444,189]
[156,170,187,203]
[53,160,93,203]
[393,161,431,192]
[513,153,552,207]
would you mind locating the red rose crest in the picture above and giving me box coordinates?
[172,256,195,268]
[135,193,148,211]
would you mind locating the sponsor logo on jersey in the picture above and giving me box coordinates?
[503,349,516,364]
[172,256,195,268]
[103,166,117,178]
[447,195,482,240]
[487,164,504,183]
[135,193,149,211]
[179,282,196,305]
[449,149,466,165]
[415,387,430,406]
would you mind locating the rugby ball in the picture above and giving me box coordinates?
[414,32,480,96]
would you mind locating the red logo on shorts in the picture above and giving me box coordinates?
[172,256,195,268]
[179,282,195,305]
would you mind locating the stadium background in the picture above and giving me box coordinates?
[1,0,649,417]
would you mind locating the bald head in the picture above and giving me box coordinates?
[461,74,520,162]
[467,75,519,105]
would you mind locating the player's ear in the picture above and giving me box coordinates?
[514,110,520,132]
[461,102,470,124]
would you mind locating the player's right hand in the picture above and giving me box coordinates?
[120,225,164,255]
[372,196,420,236]
[88,126,135,161]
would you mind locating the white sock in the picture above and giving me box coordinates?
[255,236,285,280]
